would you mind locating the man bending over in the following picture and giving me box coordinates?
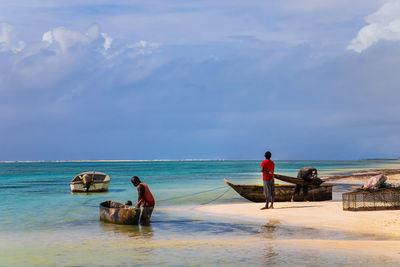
[131,176,155,225]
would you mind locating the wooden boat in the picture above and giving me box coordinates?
[99,200,140,225]
[70,171,110,192]
[274,173,323,186]
[224,179,333,202]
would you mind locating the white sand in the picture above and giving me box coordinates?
[195,174,400,258]
[197,201,400,258]
[197,201,400,237]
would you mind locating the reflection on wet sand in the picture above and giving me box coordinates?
[262,221,279,263]
[264,244,279,262]
[263,219,280,235]
[99,222,154,239]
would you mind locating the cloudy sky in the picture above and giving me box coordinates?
[1,0,400,161]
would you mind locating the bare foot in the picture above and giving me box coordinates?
[260,206,268,210]
[269,206,274,209]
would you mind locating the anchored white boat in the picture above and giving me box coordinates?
[70,171,110,192]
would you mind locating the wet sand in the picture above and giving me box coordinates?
[197,202,400,258]
[196,171,400,259]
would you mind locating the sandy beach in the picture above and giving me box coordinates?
[322,168,400,184]
[196,171,400,259]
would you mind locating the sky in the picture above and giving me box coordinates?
[1,0,400,161]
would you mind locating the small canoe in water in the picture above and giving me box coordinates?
[224,179,333,202]
[70,171,110,192]
[99,200,140,225]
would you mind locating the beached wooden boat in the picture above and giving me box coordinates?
[99,200,140,225]
[274,173,323,186]
[70,171,110,192]
[224,179,333,202]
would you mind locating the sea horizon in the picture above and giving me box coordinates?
[1,158,400,164]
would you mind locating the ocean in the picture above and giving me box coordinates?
[1,159,400,266]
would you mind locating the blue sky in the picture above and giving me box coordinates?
[1,0,400,161]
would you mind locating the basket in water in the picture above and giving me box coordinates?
[342,188,400,211]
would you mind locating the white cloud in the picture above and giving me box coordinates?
[42,31,53,44]
[42,27,86,53]
[0,22,167,93]
[101,32,113,52]
[347,1,400,53]
[42,24,101,53]
[0,23,25,53]
[126,40,160,57]
[102,40,161,60]
[86,24,100,42]
[129,40,159,49]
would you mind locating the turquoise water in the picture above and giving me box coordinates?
[1,160,400,266]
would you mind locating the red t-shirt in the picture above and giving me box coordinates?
[261,159,275,180]
[138,183,155,207]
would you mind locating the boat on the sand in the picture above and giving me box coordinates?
[224,179,333,202]
[99,200,140,225]
[274,173,323,186]
[70,171,110,192]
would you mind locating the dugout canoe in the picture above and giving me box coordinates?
[70,171,110,192]
[224,179,333,202]
[99,200,140,225]
[274,173,324,186]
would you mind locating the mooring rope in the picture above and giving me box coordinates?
[79,185,230,207]
[157,185,228,203]
[80,196,104,207]
[200,188,231,205]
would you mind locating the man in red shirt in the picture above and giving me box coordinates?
[260,151,275,210]
[131,176,155,225]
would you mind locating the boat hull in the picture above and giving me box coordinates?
[99,200,140,225]
[224,179,333,202]
[274,173,323,186]
[70,181,110,192]
[70,171,111,192]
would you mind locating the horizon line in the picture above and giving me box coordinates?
[1,158,399,163]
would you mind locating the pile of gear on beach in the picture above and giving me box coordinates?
[361,174,400,191]
[342,174,400,211]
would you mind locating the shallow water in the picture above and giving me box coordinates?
[1,210,399,266]
[1,160,400,266]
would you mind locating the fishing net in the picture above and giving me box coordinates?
[342,188,400,211]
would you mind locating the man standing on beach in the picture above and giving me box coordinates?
[261,151,275,210]
[131,176,155,225]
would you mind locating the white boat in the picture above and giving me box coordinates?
[70,171,110,192]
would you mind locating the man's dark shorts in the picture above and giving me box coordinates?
[140,206,154,225]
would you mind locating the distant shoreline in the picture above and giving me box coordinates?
[0,159,229,163]
[1,158,399,164]
[322,168,400,180]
